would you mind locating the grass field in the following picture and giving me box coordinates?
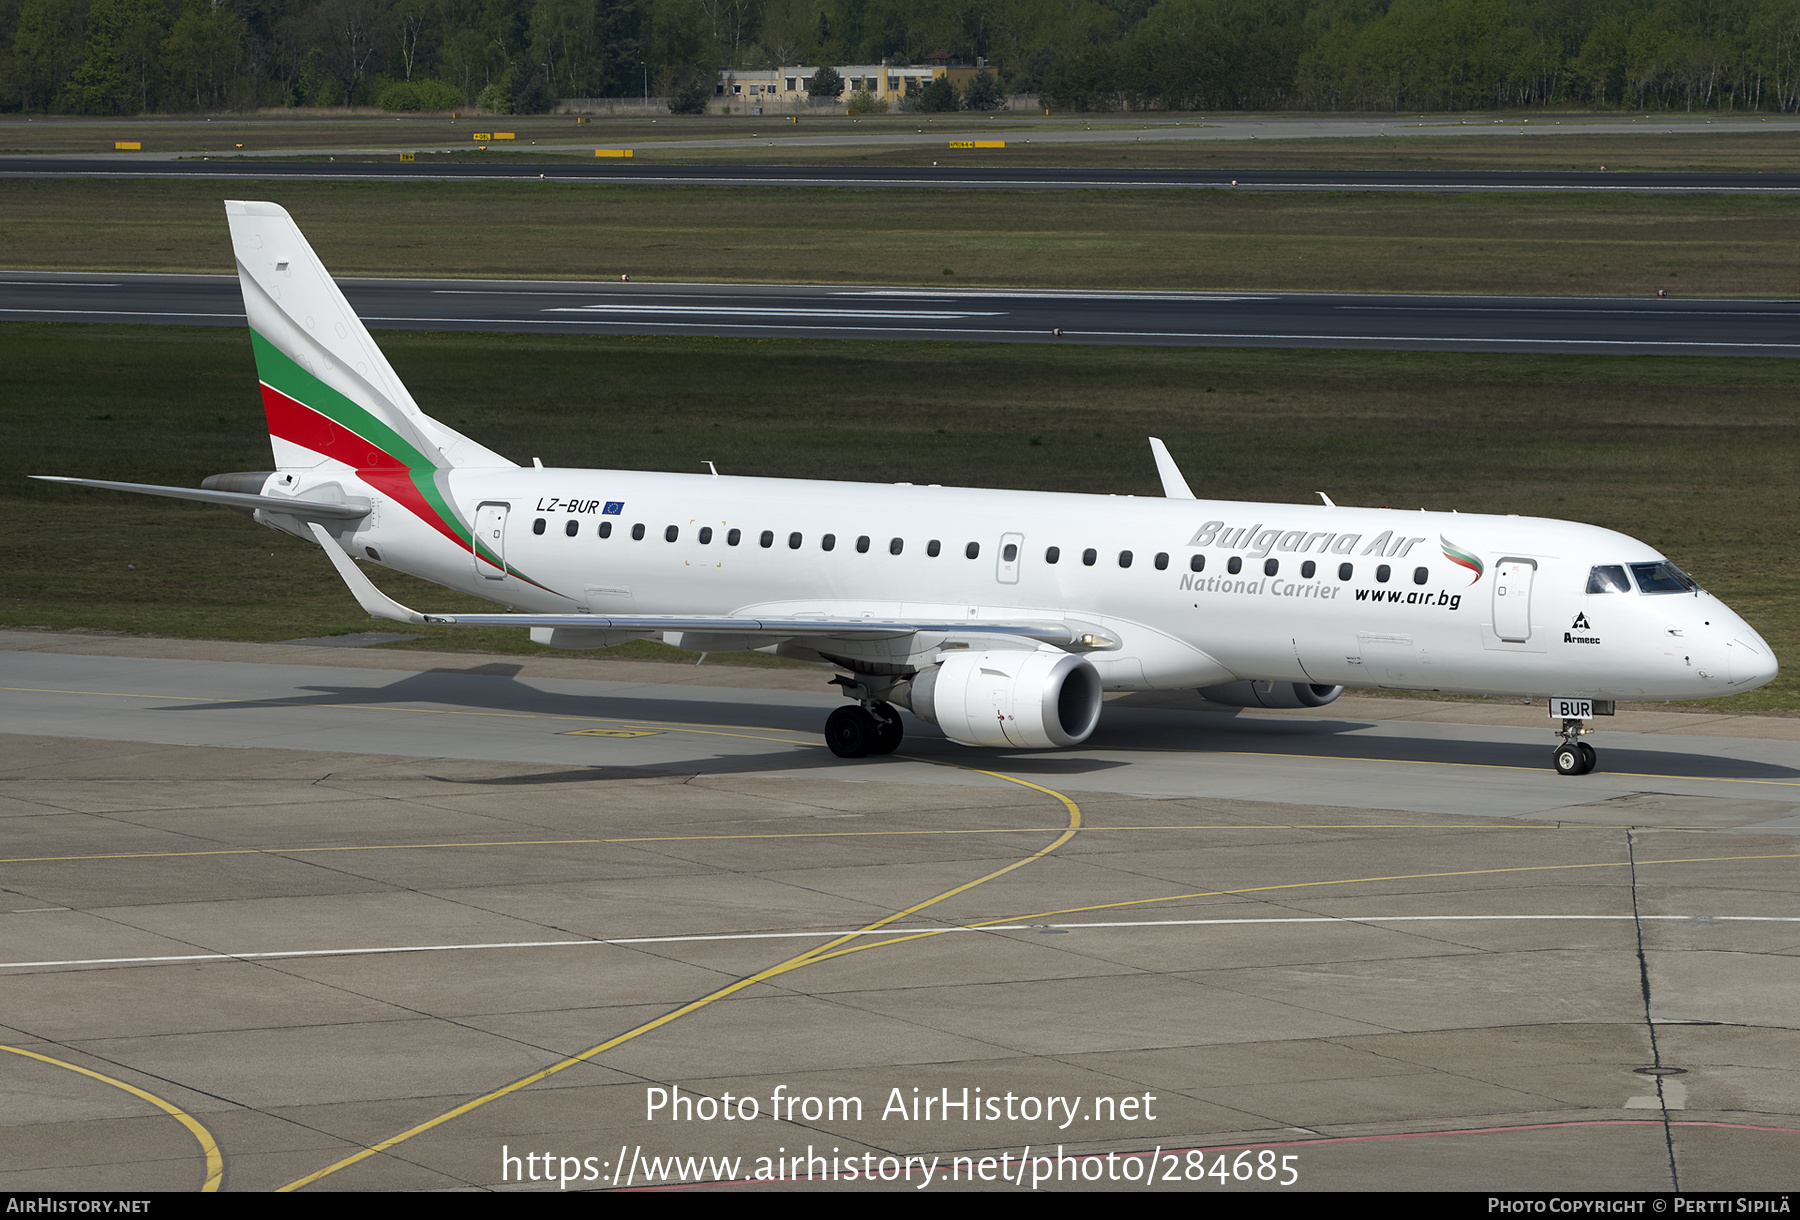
[6,324,1797,708]
[6,177,1800,296]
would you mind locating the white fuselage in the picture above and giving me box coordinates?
[290,466,1776,704]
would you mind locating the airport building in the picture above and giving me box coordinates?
[716,56,986,111]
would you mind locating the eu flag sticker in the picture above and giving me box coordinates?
[603,501,624,515]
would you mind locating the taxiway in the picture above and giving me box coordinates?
[1,630,1795,1191]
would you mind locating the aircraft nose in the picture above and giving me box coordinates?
[1726,629,1779,690]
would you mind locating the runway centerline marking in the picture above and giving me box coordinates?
[0,1044,224,1191]
[277,757,1082,1191]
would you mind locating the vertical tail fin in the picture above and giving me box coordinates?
[224,200,513,473]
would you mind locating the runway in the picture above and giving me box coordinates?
[2,631,1796,1191]
[7,271,1796,355]
[8,156,1800,193]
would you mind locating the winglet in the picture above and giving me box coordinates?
[307,522,432,625]
[1148,438,1195,500]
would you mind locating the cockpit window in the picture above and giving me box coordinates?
[1631,561,1700,595]
[1586,565,1631,594]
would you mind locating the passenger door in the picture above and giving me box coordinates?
[1492,559,1536,641]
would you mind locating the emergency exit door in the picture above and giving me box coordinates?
[996,533,1024,584]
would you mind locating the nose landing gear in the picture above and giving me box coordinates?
[1553,719,1597,775]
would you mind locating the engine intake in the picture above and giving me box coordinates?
[900,650,1103,748]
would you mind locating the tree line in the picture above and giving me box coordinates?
[6,0,1800,114]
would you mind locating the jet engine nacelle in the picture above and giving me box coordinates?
[902,649,1103,748]
[1198,680,1344,710]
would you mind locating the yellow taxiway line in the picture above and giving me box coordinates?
[0,1044,224,1191]
[277,758,1081,1191]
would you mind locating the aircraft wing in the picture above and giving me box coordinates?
[307,523,1114,649]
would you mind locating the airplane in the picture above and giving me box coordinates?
[34,201,1779,776]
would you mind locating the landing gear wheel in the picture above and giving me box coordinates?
[825,706,876,759]
[1553,742,1594,776]
[867,703,904,755]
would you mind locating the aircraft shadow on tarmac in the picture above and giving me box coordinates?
[1092,705,1800,782]
[145,664,1800,785]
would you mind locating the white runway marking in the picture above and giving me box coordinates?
[8,914,1793,971]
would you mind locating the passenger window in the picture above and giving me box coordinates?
[966,542,980,559]
[788,531,802,549]
[1190,554,1204,573]
[1082,548,1097,566]
[533,518,546,535]
[727,528,741,546]
[1413,566,1428,585]
[1045,546,1060,564]
[631,523,645,541]
[1227,556,1242,575]
[1301,560,1315,578]
[698,526,712,544]
[1003,543,1018,561]
[1154,552,1168,570]
[889,537,904,555]
[1376,564,1391,583]
[822,533,836,551]
[1338,562,1352,580]
[759,530,774,548]
[1264,559,1278,576]
[665,525,679,542]
[1119,550,1133,568]
[856,535,870,553]
[1587,565,1630,594]
[564,520,578,538]
[598,520,613,539]
[927,539,941,557]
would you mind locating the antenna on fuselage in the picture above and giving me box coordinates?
[1318,492,1336,508]
[705,461,719,478]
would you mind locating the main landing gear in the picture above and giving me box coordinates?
[1552,718,1598,776]
[825,702,903,759]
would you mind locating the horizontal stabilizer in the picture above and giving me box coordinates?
[34,476,369,520]
[307,524,1115,649]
